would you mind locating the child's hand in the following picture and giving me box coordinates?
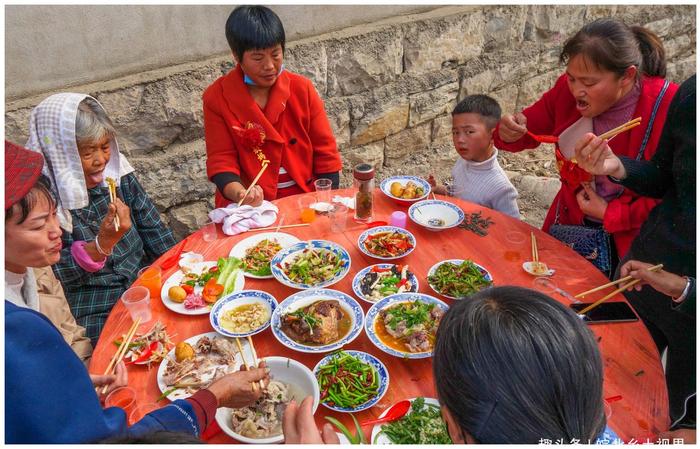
[427,175,438,187]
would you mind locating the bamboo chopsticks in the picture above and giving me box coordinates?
[575,264,664,298]
[530,232,541,271]
[248,223,311,233]
[598,117,642,141]
[238,162,269,206]
[106,177,119,231]
[101,317,141,394]
[247,335,265,390]
[234,337,265,390]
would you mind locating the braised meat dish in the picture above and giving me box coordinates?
[280,300,350,345]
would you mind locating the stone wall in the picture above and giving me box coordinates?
[6,5,696,238]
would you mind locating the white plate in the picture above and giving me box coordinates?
[379,176,431,205]
[271,289,365,353]
[357,226,416,261]
[160,261,245,315]
[156,332,253,401]
[351,264,419,304]
[426,259,494,300]
[270,240,351,290]
[215,356,319,444]
[523,261,555,276]
[371,397,443,444]
[229,232,301,279]
[408,199,465,231]
[210,290,278,338]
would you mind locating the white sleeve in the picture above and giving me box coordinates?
[489,182,520,220]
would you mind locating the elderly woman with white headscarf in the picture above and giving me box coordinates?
[26,93,176,343]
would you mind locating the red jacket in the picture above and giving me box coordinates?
[494,74,677,257]
[203,66,342,208]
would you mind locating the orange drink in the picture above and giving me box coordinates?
[298,196,316,223]
[137,265,162,299]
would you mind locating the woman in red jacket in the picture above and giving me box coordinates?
[204,5,342,208]
[495,18,677,273]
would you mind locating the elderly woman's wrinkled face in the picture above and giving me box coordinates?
[239,44,284,88]
[78,134,111,189]
[5,193,62,273]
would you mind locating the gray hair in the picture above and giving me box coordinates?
[75,97,116,146]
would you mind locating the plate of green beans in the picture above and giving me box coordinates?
[313,350,389,413]
[426,259,493,299]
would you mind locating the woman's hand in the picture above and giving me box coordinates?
[206,362,270,409]
[620,260,689,298]
[574,133,626,178]
[223,182,264,207]
[92,361,128,400]
[575,182,608,220]
[283,396,339,444]
[498,112,528,143]
[97,197,132,249]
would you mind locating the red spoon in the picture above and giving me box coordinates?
[527,130,559,144]
[365,220,388,228]
[360,400,411,426]
[160,237,188,270]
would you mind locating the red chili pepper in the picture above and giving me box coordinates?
[181,284,194,295]
[397,279,408,288]
[371,266,391,273]
[126,341,159,365]
[209,266,219,273]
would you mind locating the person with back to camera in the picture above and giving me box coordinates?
[283,286,619,444]
[428,94,520,219]
[494,18,678,276]
[203,5,342,208]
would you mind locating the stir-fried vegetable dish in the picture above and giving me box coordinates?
[363,231,414,258]
[375,397,451,444]
[360,265,416,302]
[279,247,346,285]
[317,351,380,409]
[243,239,283,276]
[427,260,492,298]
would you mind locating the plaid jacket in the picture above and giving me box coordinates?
[52,173,176,344]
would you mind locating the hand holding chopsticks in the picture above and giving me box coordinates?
[234,337,265,391]
[106,177,120,231]
[238,162,269,206]
[100,317,141,394]
[570,117,642,165]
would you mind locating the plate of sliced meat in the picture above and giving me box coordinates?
[271,289,364,353]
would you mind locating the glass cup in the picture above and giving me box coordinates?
[298,196,316,223]
[505,230,527,245]
[137,265,162,300]
[129,402,160,425]
[532,276,559,296]
[329,203,348,233]
[121,285,152,323]
[314,178,333,204]
[105,387,136,416]
[202,220,217,242]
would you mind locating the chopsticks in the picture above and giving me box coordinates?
[247,335,265,390]
[531,232,540,266]
[101,317,141,394]
[575,263,664,298]
[247,223,310,233]
[106,177,120,231]
[598,117,642,141]
[234,337,265,391]
[238,162,269,206]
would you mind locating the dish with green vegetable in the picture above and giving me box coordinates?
[271,240,351,289]
[427,259,493,300]
[229,232,300,279]
[372,397,452,444]
[313,350,389,413]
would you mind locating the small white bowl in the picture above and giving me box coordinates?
[523,261,555,277]
[408,200,464,231]
[215,356,320,444]
[380,176,431,206]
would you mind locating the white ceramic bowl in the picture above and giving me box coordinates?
[408,199,465,231]
[270,240,351,289]
[209,290,278,338]
[357,226,416,261]
[380,176,431,206]
[215,356,320,444]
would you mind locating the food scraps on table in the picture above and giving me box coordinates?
[458,211,494,237]
[117,321,174,365]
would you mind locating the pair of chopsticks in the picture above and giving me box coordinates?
[570,117,642,164]
[106,177,120,231]
[574,263,664,315]
[248,223,310,233]
[530,232,540,266]
[234,336,265,391]
[100,317,142,394]
[238,162,269,206]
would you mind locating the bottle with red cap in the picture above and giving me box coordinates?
[353,163,375,222]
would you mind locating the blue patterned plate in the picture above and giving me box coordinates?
[427,259,493,300]
[352,264,419,304]
[380,175,431,205]
[313,350,389,413]
[365,293,449,359]
[271,289,365,353]
[408,199,465,231]
[357,226,416,261]
[270,240,351,289]
[210,290,278,338]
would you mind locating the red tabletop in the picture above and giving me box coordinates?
[90,188,669,442]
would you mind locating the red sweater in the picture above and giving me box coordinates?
[494,74,677,257]
[203,66,342,208]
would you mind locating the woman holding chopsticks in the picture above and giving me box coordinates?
[25,93,177,344]
[495,18,678,276]
[204,5,342,208]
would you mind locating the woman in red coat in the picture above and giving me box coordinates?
[204,6,342,209]
[495,19,677,273]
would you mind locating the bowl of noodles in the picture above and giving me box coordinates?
[210,290,278,338]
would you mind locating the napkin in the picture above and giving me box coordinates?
[209,201,279,235]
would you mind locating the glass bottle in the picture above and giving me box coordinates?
[353,163,375,223]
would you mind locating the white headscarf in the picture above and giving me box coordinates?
[25,93,134,232]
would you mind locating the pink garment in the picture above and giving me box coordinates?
[70,241,106,272]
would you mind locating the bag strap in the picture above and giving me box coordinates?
[635,79,670,161]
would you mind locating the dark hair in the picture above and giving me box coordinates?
[98,430,203,444]
[225,5,286,61]
[5,175,56,225]
[560,18,666,78]
[452,94,502,129]
[433,286,605,444]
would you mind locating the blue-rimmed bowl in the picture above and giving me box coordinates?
[357,226,416,261]
[271,289,364,353]
[408,199,465,231]
[380,175,431,206]
[313,350,389,413]
[210,290,278,338]
[365,293,449,359]
[427,259,493,300]
[270,240,351,290]
[351,264,420,304]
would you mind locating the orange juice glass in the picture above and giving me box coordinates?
[137,265,162,299]
[298,196,316,223]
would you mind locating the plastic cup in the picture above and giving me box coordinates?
[532,276,559,296]
[137,265,161,300]
[314,178,333,204]
[120,285,152,323]
[505,230,527,245]
[129,402,160,425]
[298,196,316,223]
[202,220,217,242]
[105,387,136,416]
[389,211,407,228]
[329,203,348,233]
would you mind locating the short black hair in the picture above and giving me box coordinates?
[452,94,502,129]
[5,175,56,225]
[225,6,286,61]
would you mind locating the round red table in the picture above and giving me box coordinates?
[90,188,669,442]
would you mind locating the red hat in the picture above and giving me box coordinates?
[5,140,44,210]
